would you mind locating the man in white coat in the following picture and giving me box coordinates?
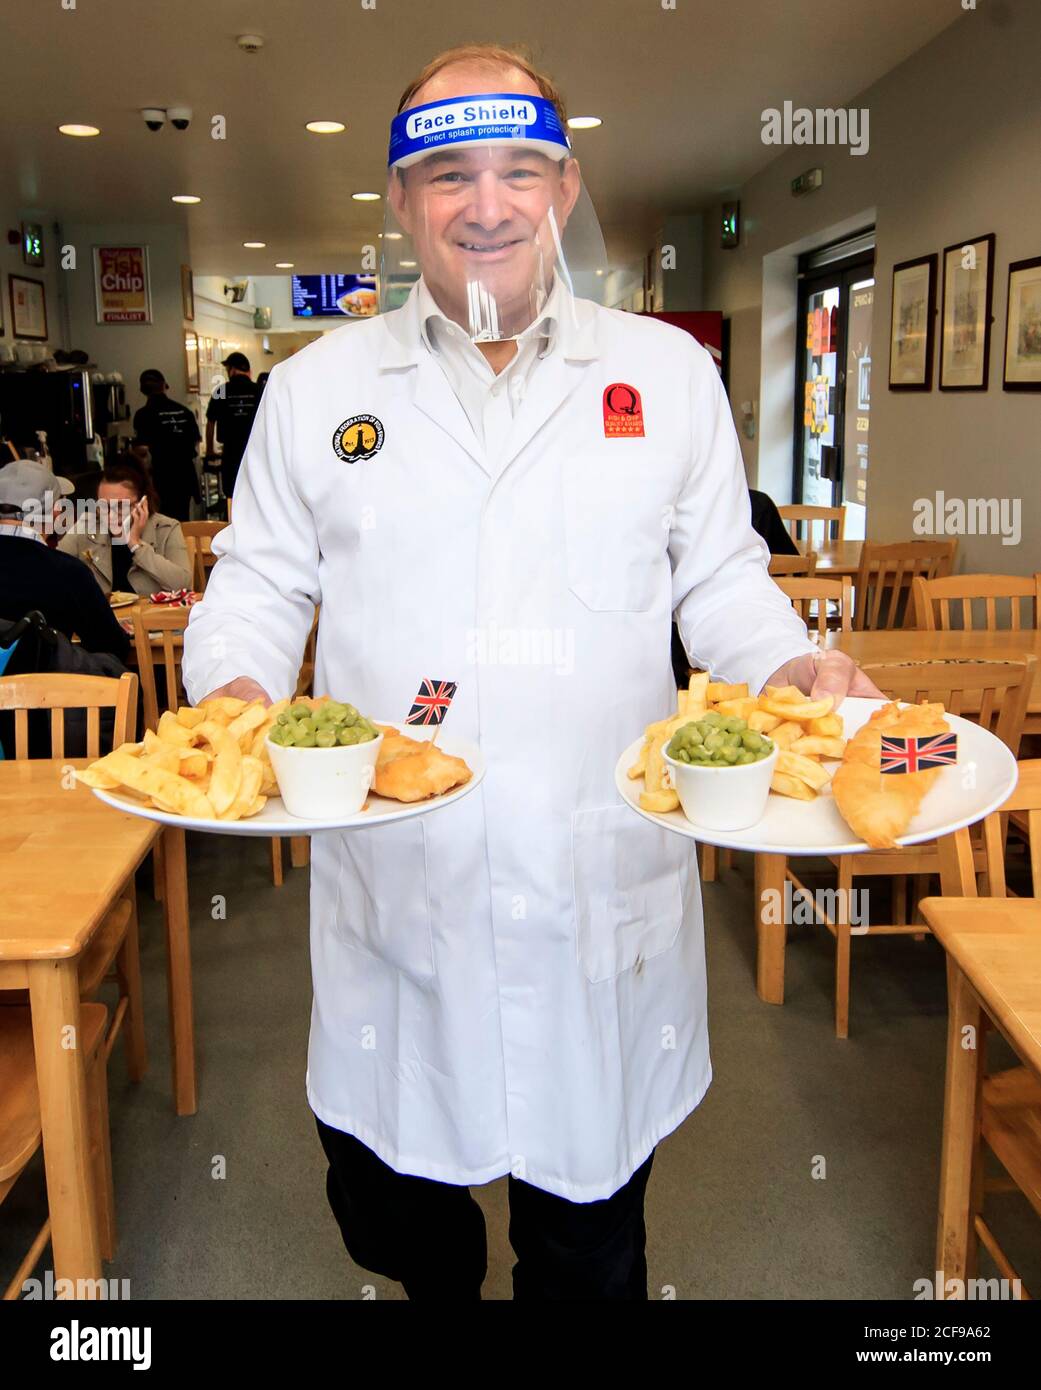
[182,43,882,1300]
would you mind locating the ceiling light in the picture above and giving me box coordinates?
[306,121,345,134]
[275,261,294,268]
[58,123,100,137]
[242,241,266,249]
[383,231,402,240]
[400,260,417,268]
[352,192,381,202]
[171,194,201,204]
[567,116,602,130]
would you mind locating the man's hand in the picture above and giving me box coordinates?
[200,676,273,707]
[762,650,885,706]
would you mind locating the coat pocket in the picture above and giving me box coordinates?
[561,455,665,612]
[571,804,688,983]
[334,817,434,984]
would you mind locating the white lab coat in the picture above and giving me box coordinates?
[181,285,816,1201]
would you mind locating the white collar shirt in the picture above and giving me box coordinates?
[417,277,563,471]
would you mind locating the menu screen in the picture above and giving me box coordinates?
[291,275,377,318]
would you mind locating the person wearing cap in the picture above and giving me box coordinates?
[59,458,192,597]
[204,352,260,505]
[0,459,130,662]
[132,369,202,522]
[182,44,882,1300]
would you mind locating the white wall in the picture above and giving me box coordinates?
[702,0,1041,574]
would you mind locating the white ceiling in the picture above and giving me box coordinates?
[0,0,960,274]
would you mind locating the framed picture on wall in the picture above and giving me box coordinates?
[888,254,936,390]
[1002,255,1041,392]
[93,245,152,324]
[9,275,48,339]
[939,233,995,390]
[184,330,199,393]
[181,264,195,322]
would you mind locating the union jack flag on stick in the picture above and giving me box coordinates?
[405,679,457,739]
[880,733,958,774]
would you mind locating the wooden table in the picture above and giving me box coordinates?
[796,539,863,576]
[918,897,1041,1291]
[0,761,196,1282]
[830,627,1041,732]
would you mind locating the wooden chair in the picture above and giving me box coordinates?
[854,539,957,631]
[1,1002,116,1295]
[768,553,817,577]
[778,504,845,548]
[778,656,1035,1037]
[181,521,227,594]
[913,572,1041,633]
[132,606,299,887]
[0,672,145,1078]
[183,535,199,593]
[931,761,1041,1296]
[775,575,853,642]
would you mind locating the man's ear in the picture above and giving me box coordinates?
[556,158,582,232]
[387,170,412,234]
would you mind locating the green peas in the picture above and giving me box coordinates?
[666,714,774,768]
[268,698,378,749]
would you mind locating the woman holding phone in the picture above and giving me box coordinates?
[59,457,192,596]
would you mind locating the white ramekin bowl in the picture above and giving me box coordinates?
[662,739,778,832]
[266,728,383,819]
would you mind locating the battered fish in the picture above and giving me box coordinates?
[373,724,473,802]
[832,701,949,849]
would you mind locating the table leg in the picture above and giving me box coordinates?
[161,826,196,1116]
[27,957,102,1290]
[935,961,983,1294]
[754,852,787,1004]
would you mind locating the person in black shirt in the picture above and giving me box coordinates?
[205,351,260,506]
[0,459,130,663]
[132,369,202,522]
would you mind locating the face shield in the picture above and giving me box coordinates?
[382,92,608,341]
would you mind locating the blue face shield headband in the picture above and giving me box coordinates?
[388,92,572,170]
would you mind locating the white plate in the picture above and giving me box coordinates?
[615,697,1017,855]
[109,594,137,609]
[92,729,484,836]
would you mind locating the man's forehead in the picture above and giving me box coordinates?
[418,146,558,171]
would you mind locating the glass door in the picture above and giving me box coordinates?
[794,241,875,539]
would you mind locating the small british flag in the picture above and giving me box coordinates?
[405,678,457,726]
[880,733,958,774]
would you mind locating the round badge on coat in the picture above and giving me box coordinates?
[332,414,384,462]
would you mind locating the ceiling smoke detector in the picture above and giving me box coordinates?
[236,34,265,54]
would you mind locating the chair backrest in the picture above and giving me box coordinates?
[861,656,1036,758]
[0,671,137,759]
[181,521,226,593]
[132,606,189,732]
[941,760,1041,898]
[774,575,853,641]
[854,539,958,631]
[768,552,817,577]
[912,572,1041,633]
[778,505,845,547]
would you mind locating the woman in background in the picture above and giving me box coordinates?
[59,457,192,596]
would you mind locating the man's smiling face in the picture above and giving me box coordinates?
[388,63,579,335]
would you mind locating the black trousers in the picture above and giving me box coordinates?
[315,1116,655,1300]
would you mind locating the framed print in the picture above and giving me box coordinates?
[888,254,936,390]
[9,275,48,340]
[939,234,995,390]
[93,245,152,324]
[181,264,195,322]
[184,330,199,393]
[1002,255,1041,391]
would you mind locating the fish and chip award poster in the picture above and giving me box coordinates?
[93,245,153,325]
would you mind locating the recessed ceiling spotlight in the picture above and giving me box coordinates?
[352,192,381,202]
[400,260,417,268]
[171,194,202,204]
[274,261,294,268]
[242,241,266,248]
[567,116,602,130]
[58,123,100,137]
[306,121,345,134]
[383,231,402,240]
